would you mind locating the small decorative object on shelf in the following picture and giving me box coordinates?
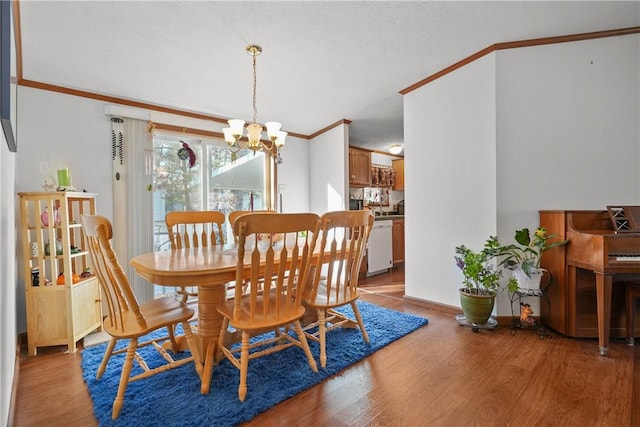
[31,268,39,286]
[520,303,536,327]
[39,159,57,191]
[55,164,77,191]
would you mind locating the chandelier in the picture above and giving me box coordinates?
[223,45,287,163]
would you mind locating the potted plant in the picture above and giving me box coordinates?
[454,236,505,324]
[497,227,568,291]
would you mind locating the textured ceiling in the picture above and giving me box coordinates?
[17,1,640,153]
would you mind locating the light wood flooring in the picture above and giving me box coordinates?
[11,266,640,426]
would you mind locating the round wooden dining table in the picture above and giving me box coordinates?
[130,241,335,394]
[130,244,240,394]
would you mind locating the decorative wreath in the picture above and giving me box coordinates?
[177,141,196,168]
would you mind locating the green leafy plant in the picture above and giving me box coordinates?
[497,227,568,281]
[454,236,504,295]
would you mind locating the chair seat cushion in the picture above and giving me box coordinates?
[103,297,194,339]
[304,279,359,308]
[217,297,305,331]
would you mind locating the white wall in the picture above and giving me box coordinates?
[276,133,310,213]
[308,124,349,215]
[404,33,640,314]
[496,34,640,225]
[404,53,497,308]
[16,88,114,214]
[494,34,640,314]
[0,123,17,427]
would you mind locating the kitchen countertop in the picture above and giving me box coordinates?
[374,214,404,220]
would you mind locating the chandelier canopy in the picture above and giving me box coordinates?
[223,45,287,163]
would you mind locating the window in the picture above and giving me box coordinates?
[151,132,268,297]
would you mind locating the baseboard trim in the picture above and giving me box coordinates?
[401,296,520,327]
[7,333,24,427]
[402,295,459,314]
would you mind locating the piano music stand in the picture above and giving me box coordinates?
[607,206,640,233]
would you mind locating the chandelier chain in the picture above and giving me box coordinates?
[252,53,258,124]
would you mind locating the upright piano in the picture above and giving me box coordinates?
[540,208,640,356]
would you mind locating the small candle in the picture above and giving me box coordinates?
[57,168,70,187]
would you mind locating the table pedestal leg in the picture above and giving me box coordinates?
[197,285,227,394]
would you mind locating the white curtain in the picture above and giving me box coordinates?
[110,117,154,301]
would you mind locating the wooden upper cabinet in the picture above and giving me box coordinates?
[392,159,404,191]
[349,148,371,187]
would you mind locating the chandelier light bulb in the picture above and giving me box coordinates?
[228,119,245,138]
[275,131,287,148]
[222,128,236,145]
[265,122,282,140]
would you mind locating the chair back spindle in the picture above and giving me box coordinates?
[166,210,225,250]
[308,211,373,305]
[234,213,318,322]
[165,210,226,303]
[228,209,276,243]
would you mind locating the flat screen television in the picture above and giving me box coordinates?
[1,0,16,152]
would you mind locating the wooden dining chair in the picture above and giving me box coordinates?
[216,212,321,401]
[227,210,278,296]
[166,210,225,302]
[228,209,276,242]
[302,210,374,368]
[80,214,202,420]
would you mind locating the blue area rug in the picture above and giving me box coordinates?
[81,300,428,426]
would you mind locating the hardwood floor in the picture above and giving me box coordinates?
[12,265,640,426]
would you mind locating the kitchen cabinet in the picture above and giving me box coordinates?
[19,191,103,355]
[392,159,404,191]
[349,147,371,187]
[392,218,405,265]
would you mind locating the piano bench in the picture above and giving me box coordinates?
[627,282,640,346]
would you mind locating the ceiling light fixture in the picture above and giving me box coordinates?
[223,45,287,164]
[389,144,403,155]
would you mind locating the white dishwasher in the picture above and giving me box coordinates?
[367,220,393,276]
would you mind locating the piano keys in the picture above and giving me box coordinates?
[540,209,640,356]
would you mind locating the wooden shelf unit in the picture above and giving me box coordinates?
[19,191,103,355]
